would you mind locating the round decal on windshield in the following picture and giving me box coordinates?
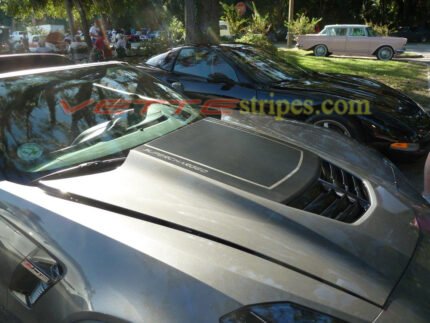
[17,143,43,161]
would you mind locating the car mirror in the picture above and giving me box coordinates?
[171,81,184,93]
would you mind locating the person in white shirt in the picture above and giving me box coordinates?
[89,22,99,43]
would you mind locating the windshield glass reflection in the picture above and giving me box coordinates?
[0,65,200,179]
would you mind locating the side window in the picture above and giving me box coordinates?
[174,48,238,82]
[350,28,366,37]
[334,28,348,36]
[146,51,177,71]
[326,28,335,36]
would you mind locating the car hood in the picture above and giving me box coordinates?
[40,117,420,307]
[269,73,428,126]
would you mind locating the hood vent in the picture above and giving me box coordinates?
[287,161,370,223]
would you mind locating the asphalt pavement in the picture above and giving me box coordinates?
[399,43,430,63]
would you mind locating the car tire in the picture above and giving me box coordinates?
[306,115,364,142]
[314,44,328,57]
[376,46,394,60]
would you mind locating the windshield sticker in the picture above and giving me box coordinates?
[17,143,44,161]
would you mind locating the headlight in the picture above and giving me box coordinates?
[220,302,345,323]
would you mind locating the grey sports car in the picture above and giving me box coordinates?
[0,62,429,323]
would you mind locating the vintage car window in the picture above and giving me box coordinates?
[0,65,200,178]
[174,47,238,82]
[366,27,377,36]
[350,27,366,36]
[334,28,348,36]
[327,27,348,37]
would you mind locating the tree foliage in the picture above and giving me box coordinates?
[220,1,247,36]
[285,13,322,36]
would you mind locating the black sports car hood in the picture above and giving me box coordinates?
[270,73,427,124]
[41,118,420,307]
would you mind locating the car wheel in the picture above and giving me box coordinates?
[306,115,364,141]
[314,44,328,57]
[376,46,394,60]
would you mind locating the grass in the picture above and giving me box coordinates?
[279,49,430,109]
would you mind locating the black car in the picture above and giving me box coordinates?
[143,44,430,157]
[390,26,430,43]
[0,53,73,74]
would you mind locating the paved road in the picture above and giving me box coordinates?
[401,43,430,63]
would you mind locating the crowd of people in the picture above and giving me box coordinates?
[88,22,127,61]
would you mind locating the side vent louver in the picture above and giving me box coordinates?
[287,160,370,223]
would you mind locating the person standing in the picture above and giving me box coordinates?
[89,22,99,43]
[116,35,127,58]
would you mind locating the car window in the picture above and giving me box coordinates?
[173,48,238,82]
[327,27,347,36]
[226,46,307,83]
[146,51,177,71]
[350,28,366,36]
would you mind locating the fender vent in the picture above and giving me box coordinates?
[287,161,370,223]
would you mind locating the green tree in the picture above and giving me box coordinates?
[220,1,247,36]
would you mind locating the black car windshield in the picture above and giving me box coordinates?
[225,46,308,83]
[0,64,201,181]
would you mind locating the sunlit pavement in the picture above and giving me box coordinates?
[398,43,430,63]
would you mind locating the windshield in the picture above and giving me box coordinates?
[0,64,200,182]
[225,46,308,83]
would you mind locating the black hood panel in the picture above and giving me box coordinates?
[140,119,320,202]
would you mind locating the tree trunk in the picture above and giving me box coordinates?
[74,0,92,48]
[185,0,220,44]
[65,0,75,36]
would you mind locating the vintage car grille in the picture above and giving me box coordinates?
[287,161,370,223]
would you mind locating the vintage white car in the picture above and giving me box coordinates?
[297,24,407,60]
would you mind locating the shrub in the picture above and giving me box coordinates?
[130,38,169,59]
[365,21,390,36]
[220,1,248,36]
[285,13,322,36]
[236,33,277,54]
[247,1,271,35]
[167,16,185,44]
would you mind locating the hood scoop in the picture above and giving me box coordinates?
[138,118,320,202]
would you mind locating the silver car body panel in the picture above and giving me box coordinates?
[0,114,426,322]
[38,118,419,306]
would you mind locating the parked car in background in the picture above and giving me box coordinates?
[144,44,430,158]
[390,26,430,43]
[28,34,46,52]
[0,53,72,73]
[9,30,26,43]
[219,20,232,39]
[297,24,407,60]
[0,62,429,323]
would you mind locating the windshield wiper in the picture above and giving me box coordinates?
[34,157,126,182]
